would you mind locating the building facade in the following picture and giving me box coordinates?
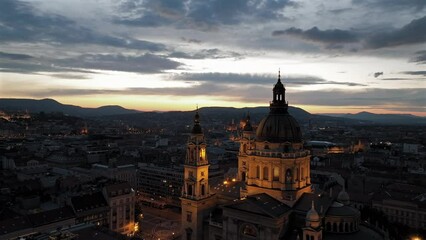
[103,182,136,235]
[181,72,386,240]
[180,110,217,240]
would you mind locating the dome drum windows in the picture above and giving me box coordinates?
[273,167,279,181]
[263,167,269,180]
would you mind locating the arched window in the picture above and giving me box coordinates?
[263,167,269,180]
[256,166,260,178]
[201,184,205,196]
[273,167,279,181]
[345,222,349,232]
[284,144,290,153]
[186,228,192,240]
[241,224,257,237]
[326,222,331,231]
[333,223,337,232]
[187,183,192,196]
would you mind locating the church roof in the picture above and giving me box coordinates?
[292,192,334,215]
[224,193,291,218]
[324,225,385,240]
[256,112,302,143]
[326,203,360,217]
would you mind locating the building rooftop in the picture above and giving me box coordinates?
[224,193,291,218]
[71,192,108,212]
[293,192,334,216]
[27,206,75,227]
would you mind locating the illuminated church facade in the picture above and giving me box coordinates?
[181,72,386,240]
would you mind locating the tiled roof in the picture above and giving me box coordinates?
[224,193,290,218]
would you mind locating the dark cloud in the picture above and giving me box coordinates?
[0,51,33,60]
[56,53,182,73]
[374,72,383,78]
[381,78,426,81]
[401,71,426,76]
[0,0,165,51]
[115,0,296,29]
[48,73,91,80]
[352,0,426,11]
[168,49,243,59]
[16,83,233,99]
[410,51,426,64]
[115,0,187,27]
[365,16,426,49]
[171,72,366,86]
[329,8,353,14]
[0,51,181,75]
[181,37,202,44]
[272,27,359,46]
[0,60,97,74]
[288,88,425,108]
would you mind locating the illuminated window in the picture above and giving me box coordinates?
[273,167,279,181]
[200,148,206,160]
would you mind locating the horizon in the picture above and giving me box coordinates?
[1,97,424,117]
[0,0,425,117]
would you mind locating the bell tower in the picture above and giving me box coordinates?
[181,109,216,240]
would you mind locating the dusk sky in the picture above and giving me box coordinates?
[0,0,425,115]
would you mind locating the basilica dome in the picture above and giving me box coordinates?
[256,113,302,143]
[255,73,302,143]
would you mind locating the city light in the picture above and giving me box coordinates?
[134,222,139,232]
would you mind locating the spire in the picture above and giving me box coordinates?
[270,70,288,113]
[191,107,202,134]
[243,111,253,132]
[278,68,281,82]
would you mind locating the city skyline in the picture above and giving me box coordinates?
[0,0,425,116]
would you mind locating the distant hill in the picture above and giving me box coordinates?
[2,98,423,125]
[0,98,139,117]
[101,105,360,129]
[323,111,426,125]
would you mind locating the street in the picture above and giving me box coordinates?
[136,205,181,240]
